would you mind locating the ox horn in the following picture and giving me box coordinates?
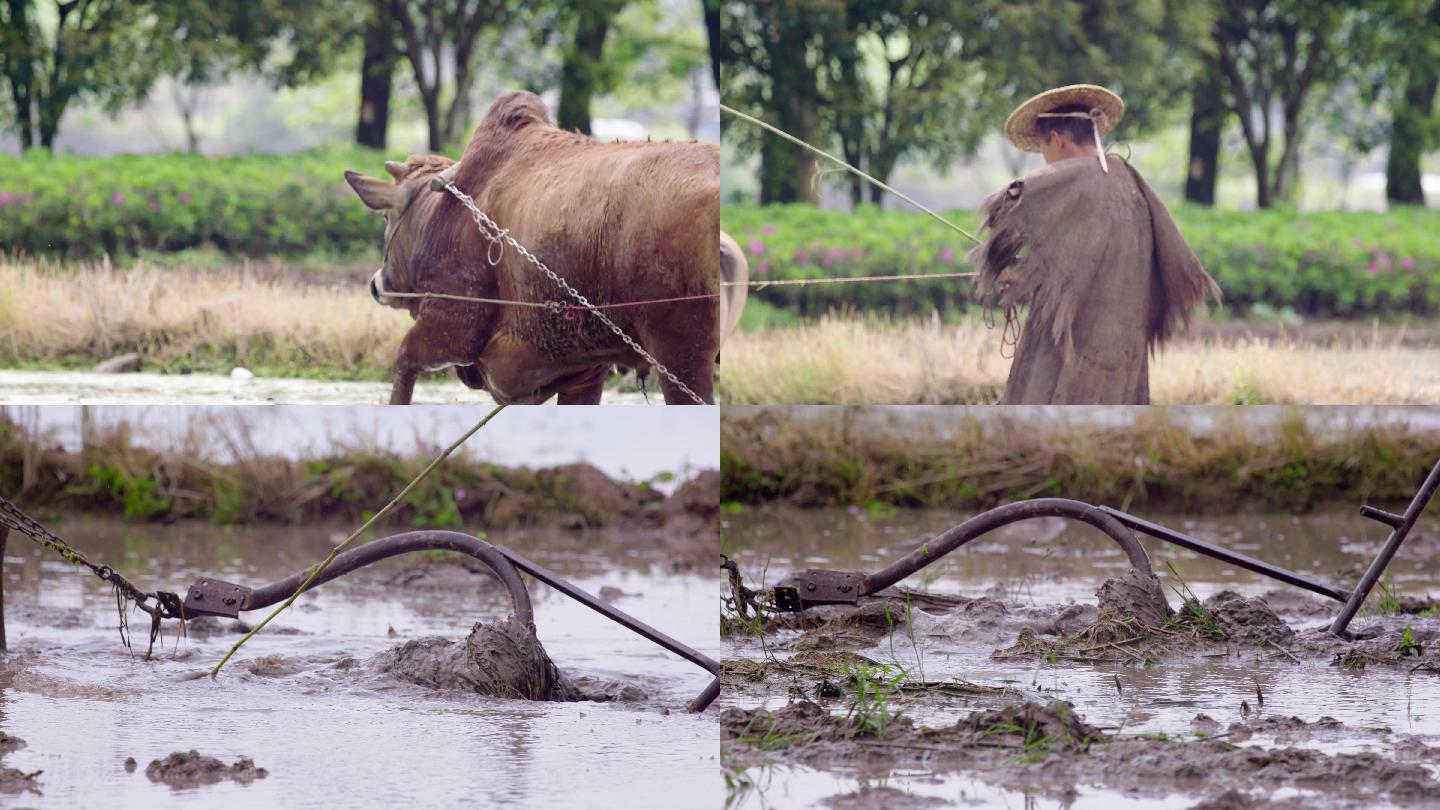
[384,160,409,181]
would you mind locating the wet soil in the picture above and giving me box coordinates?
[1,520,716,808]
[372,616,580,701]
[724,508,1440,808]
[145,751,268,789]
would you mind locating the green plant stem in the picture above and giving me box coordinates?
[211,404,506,676]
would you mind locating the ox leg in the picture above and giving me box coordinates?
[391,316,481,405]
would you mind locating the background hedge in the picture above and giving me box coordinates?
[0,147,387,258]
[721,203,1440,320]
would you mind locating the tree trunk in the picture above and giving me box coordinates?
[356,6,396,150]
[557,8,611,134]
[759,24,817,204]
[1386,69,1438,205]
[1185,62,1224,205]
[703,0,720,91]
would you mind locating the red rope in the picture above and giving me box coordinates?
[559,292,719,334]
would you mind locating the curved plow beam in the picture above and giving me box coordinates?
[771,499,1152,611]
[182,530,719,712]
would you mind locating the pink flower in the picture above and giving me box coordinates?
[179,192,192,203]
[1367,261,1379,274]
[1352,238,1364,248]
[1401,256,1416,270]
[453,488,468,502]
[1376,253,1392,270]
[747,239,765,257]
[756,261,770,275]
[794,248,810,261]
[847,505,861,516]
[941,246,956,262]
[111,191,124,205]
[761,224,776,235]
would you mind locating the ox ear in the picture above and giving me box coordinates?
[384,160,409,180]
[344,170,397,211]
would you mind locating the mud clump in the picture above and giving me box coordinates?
[1203,591,1294,644]
[0,766,41,795]
[1096,569,1172,628]
[959,701,1099,750]
[372,616,581,701]
[791,601,908,651]
[145,751,267,789]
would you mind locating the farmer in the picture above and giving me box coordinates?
[968,84,1220,404]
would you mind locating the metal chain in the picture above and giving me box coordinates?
[442,181,707,405]
[0,494,153,607]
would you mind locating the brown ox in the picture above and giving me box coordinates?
[718,229,747,346]
[344,91,719,405]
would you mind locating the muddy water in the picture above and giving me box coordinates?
[0,369,653,405]
[1,519,718,808]
[723,507,1440,809]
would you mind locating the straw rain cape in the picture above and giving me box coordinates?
[968,155,1220,404]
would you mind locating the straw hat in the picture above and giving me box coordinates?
[1004,84,1124,153]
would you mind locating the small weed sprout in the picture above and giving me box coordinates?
[840,661,908,738]
[1164,562,1227,640]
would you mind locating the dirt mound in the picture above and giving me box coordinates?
[1096,569,1172,627]
[371,616,581,701]
[145,751,267,788]
[1203,591,1295,644]
[958,701,1099,750]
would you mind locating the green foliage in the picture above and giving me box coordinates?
[1376,575,1404,616]
[1395,625,1422,657]
[85,463,171,521]
[1165,562,1228,640]
[0,146,389,258]
[840,661,907,738]
[722,203,1440,319]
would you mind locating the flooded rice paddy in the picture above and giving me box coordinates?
[0,518,718,808]
[722,507,1440,809]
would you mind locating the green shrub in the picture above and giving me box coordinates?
[721,203,1440,319]
[0,146,390,258]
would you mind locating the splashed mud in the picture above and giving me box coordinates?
[372,616,580,701]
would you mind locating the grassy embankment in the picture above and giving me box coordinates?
[0,410,702,529]
[721,407,1440,514]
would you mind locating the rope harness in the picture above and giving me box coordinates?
[719,105,1028,354]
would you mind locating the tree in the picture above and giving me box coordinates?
[702,0,720,90]
[1184,54,1226,205]
[387,0,512,151]
[357,1,400,149]
[0,0,159,150]
[825,1,994,206]
[555,0,627,133]
[724,0,1209,206]
[147,0,360,153]
[1381,0,1440,205]
[1213,0,1350,208]
[723,0,847,203]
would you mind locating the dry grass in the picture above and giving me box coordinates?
[0,258,408,375]
[718,315,1440,405]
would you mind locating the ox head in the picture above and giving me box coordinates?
[344,155,457,308]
